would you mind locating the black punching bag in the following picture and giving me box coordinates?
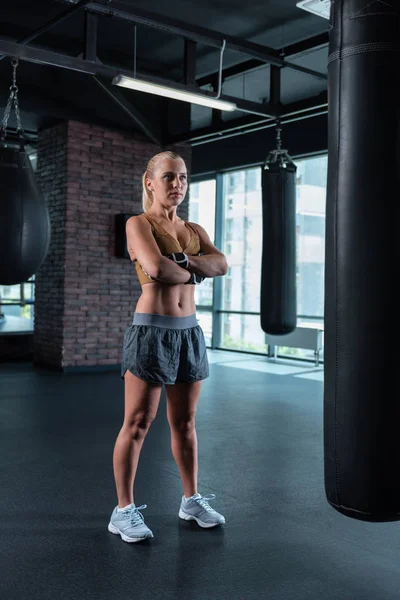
[324,0,400,521]
[260,128,297,335]
[0,145,51,285]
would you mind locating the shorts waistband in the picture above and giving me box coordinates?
[132,312,198,329]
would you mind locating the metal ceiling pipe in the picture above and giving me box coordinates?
[170,92,328,144]
[188,106,328,146]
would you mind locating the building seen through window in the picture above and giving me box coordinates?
[191,154,328,361]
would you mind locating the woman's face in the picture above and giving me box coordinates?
[147,158,188,206]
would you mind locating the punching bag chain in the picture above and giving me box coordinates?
[0,58,25,143]
[276,120,282,151]
[264,120,296,171]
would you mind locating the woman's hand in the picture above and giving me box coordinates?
[167,252,206,285]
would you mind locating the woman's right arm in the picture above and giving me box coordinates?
[126,216,191,284]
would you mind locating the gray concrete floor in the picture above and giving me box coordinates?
[1,352,399,600]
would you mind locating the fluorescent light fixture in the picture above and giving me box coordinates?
[112,75,237,112]
[296,0,331,19]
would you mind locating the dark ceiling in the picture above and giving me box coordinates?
[0,0,329,148]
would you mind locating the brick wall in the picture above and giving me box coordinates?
[34,123,68,368]
[33,121,191,371]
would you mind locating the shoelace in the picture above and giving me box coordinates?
[194,494,217,513]
[121,504,147,526]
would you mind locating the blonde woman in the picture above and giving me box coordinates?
[108,151,228,543]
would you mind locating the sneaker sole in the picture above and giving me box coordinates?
[108,522,154,543]
[178,509,225,528]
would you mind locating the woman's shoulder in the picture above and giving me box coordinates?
[127,213,152,228]
[132,212,148,222]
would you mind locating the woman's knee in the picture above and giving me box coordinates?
[124,412,155,438]
[170,417,196,435]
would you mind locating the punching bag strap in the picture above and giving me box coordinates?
[264,120,296,173]
[0,58,26,150]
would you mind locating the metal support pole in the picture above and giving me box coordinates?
[270,65,281,109]
[84,11,99,62]
[184,40,197,86]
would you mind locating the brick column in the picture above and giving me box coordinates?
[33,123,68,368]
[34,121,191,371]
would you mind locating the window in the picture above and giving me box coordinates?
[0,153,38,330]
[221,312,267,354]
[227,172,245,193]
[221,167,262,316]
[219,166,264,351]
[295,155,327,327]
[190,154,327,362]
[286,155,327,361]
[196,311,213,346]
[189,179,216,309]
[218,157,327,359]
[0,277,35,321]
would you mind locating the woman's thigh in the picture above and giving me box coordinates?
[165,380,203,426]
[123,370,163,426]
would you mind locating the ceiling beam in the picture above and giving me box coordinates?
[184,40,197,86]
[85,2,327,81]
[0,79,103,127]
[91,76,163,145]
[0,22,175,81]
[84,10,98,62]
[0,0,93,62]
[284,32,329,56]
[196,32,329,87]
[269,66,281,109]
[0,37,278,118]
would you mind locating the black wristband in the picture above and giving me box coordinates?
[167,252,190,270]
[184,272,194,285]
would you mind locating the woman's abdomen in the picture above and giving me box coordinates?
[135,283,196,316]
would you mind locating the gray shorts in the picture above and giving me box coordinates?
[121,312,210,385]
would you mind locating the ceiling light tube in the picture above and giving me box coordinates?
[112,74,237,111]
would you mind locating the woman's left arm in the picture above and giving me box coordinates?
[188,223,228,278]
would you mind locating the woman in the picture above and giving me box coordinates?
[108,151,228,543]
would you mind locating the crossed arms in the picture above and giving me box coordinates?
[126,216,228,284]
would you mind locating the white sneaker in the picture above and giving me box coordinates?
[179,493,225,528]
[108,503,154,543]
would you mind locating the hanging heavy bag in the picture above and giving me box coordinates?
[324,0,400,522]
[260,122,297,335]
[0,58,51,286]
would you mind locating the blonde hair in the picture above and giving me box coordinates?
[142,151,184,213]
